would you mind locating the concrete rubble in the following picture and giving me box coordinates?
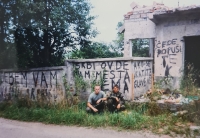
[133,88,199,112]
[124,1,200,20]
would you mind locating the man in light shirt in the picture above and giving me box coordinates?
[86,85,107,113]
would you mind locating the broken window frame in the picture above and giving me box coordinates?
[129,38,154,57]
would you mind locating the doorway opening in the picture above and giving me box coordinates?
[184,36,200,87]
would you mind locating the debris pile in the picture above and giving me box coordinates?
[124,1,200,20]
[133,88,199,111]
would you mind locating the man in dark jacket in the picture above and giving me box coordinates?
[107,85,125,112]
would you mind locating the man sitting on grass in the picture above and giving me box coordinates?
[107,85,125,112]
[86,85,107,113]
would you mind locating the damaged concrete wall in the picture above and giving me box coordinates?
[0,58,153,102]
[66,57,153,100]
[123,1,200,89]
[123,2,167,57]
[132,60,153,97]
[0,66,66,102]
[124,18,156,57]
[154,9,200,88]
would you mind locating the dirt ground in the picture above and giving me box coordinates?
[0,117,181,138]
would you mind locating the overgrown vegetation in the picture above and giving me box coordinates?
[69,42,123,59]
[180,63,200,97]
[0,0,97,69]
[73,68,89,94]
[179,63,200,127]
[90,69,105,90]
[1,63,200,137]
[131,39,150,57]
[0,100,191,137]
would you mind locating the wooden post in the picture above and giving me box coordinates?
[151,73,154,92]
[132,73,134,100]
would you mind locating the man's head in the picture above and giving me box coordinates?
[94,85,101,94]
[113,85,119,93]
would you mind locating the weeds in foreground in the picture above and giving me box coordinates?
[0,100,192,137]
[183,100,200,125]
[180,63,200,97]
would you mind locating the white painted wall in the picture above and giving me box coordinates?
[66,57,153,100]
[132,60,153,97]
[124,18,156,57]
[0,67,66,102]
[0,58,153,102]
[123,5,200,89]
[154,16,200,88]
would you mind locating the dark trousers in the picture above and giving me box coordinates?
[86,101,105,113]
[107,98,125,112]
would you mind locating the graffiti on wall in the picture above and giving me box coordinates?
[0,70,64,102]
[2,71,57,87]
[74,61,130,93]
[133,61,152,89]
[155,38,182,76]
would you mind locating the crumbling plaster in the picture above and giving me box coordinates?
[123,1,200,89]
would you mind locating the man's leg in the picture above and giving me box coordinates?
[107,99,116,112]
[95,101,105,113]
[119,104,126,111]
[86,107,92,113]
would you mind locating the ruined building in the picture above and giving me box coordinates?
[121,1,200,88]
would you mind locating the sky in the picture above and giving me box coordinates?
[89,0,200,43]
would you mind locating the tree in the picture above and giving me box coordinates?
[0,0,17,69]
[1,0,97,68]
[131,39,149,57]
[69,42,122,59]
[113,21,124,52]
[113,21,150,57]
[69,21,125,59]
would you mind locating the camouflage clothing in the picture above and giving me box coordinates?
[107,91,125,112]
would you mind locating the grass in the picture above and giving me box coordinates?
[1,62,199,137]
[0,100,192,137]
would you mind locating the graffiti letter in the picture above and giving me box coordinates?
[21,72,27,87]
[110,70,115,79]
[9,73,14,85]
[112,79,120,89]
[50,71,57,87]
[107,61,113,70]
[124,81,129,93]
[172,38,177,45]
[123,61,129,70]
[101,62,106,69]
[116,61,122,70]
[31,88,35,100]
[85,71,90,79]
[33,72,39,87]
[96,71,101,79]
[41,72,48,88]
[124,71,130,83]
[87,63,92,69]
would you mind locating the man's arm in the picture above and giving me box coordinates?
[87,102,98,112]
[119,93,125,105]
[96,97,107,104]
[96,91,107,104]
[101,91,107,101]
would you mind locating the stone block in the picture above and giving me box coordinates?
[130,14,141,19]
[141,13,147,18]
